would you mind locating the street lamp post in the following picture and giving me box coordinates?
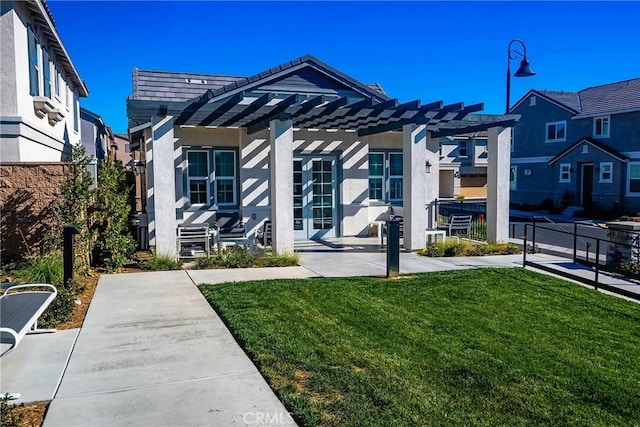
[506,39,536,113]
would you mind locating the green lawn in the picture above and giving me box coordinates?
[200,268,640,426]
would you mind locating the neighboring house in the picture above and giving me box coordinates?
[0,0,88,260]
[127,55,518,257]
[510,79,640,212]
[0,0,88,161]
[80,107,112,186]
[439,131,488,199]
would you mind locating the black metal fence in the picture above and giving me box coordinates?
[434,199,487,241]
[522,219,640,301]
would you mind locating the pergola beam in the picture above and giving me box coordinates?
[220,93,273,127]
[297,98,376,129]
[292,96,349,128]
[244,94,301,134]
[357,100,458,137]
[195,92,244,126]
[429,119,518,138]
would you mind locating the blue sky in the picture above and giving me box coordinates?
[48,1,640,134]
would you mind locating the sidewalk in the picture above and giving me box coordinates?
[43,270,295,427]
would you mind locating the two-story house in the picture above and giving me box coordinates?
[510,79,640,213]
[0,0,88,259]
[439,131,488,199]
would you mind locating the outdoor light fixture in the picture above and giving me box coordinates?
[133,159,145,175]
[506,39,536,113]
[425,160,432,173]
[454,171,461,179]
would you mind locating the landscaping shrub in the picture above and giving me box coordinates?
[143,253,182,271]
[21,254,63,285]
[254,252,299,267]
[39,279,83,327]
[192,248,299,269]
[420,241,521,257]
[619,261,640,279]
[1,397,21,427]
[92,158,136,272]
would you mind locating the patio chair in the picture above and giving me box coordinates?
[213,211,254,251]
[438,214,473,240]
[255,220,272,248]
[177,223,211,259]
[1,284,57,357]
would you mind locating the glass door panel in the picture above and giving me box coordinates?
[293,156,337,239]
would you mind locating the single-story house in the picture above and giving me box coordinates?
[127,55,518,256]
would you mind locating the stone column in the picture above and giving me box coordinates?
[486,126,511,243]
[270,119,294,254]
[403,124,434,250]
[606,221,640,265]
[148,115,177,257]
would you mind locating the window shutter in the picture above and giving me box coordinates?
[42,49,51,98]
[73,94,78,132]
[28,27,39,96]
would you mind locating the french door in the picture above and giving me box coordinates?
[293,156,337,239]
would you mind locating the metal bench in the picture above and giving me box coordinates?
[439,214,473,239]
[1,284,57,357]
[177,223,211,259]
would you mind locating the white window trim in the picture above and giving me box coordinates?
[186,150,211,207]
[368,152,385,202]
[214,150,237,206]
[559,163,571,183]
[546,121,567,143]
[458,140,468,158]
[599,162,613,183]
[510,166,517,190]
[627,161,640,196]
[593,116,610,138]
[388,152,403,203]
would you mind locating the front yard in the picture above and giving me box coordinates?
[201,268,640,426]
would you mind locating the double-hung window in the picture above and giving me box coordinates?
[627,162,640,195]
[214,151,236,205]
[27,26,39,96]
[458,140,468,157]
[42,48,51,99]
[368,153,384,201]
[187,151,209,205]
[599,162,613,183]
[186,149,237,206]
[559,163,571,183]
[546,121,566,142]
[388,153,403,202]
[368,152,403,203]
[594,116,610,138]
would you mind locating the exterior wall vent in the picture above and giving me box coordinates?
[529,96,536,106]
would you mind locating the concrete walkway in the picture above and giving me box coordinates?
[44,270,295,427]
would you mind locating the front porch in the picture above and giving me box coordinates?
[127,55,519,259]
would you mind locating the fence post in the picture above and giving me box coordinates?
[595,239,600,287]
[523,224,528,267]
[573,222,578,263]
[532,217,537,254]
[586,242,591,264]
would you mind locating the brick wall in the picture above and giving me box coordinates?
[0,163,72,261]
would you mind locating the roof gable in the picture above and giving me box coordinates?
[548,137,627,165]
[510,89,580,114]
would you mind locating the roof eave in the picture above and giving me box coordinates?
[30,0,88,97]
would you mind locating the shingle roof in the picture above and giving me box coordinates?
[536,90,581,112]
[131,55,388,102]
[576,78,640,117]
[524,78,640,117]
